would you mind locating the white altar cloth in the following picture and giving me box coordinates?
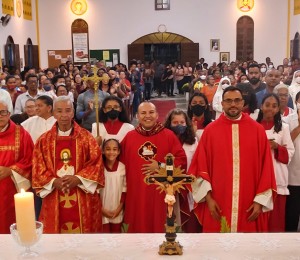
[0,233,300,259]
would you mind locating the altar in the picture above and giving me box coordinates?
[0,233,299,259]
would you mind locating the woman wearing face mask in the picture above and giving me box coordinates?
[91,96,134,147]
[164,109,201,233]
[288,70,300,108]
[187,93,212,140]
[260,63,267,82]
[212,76,231,119]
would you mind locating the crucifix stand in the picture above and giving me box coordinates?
[82,67,103,136]
[144,153,195,255]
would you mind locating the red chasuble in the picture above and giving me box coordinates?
[0,121,33,233]
[32,122,104,233]
[189,113,277,232]
[120,127,187,233]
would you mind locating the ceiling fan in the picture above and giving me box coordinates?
[0,14,11,27]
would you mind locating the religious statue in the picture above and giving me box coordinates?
[144,153,195,255]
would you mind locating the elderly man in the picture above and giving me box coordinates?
[121,102,187,233]
[0,100,34,233]
[32,96,104,233]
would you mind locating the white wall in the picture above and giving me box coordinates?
[16,0,289,68]
[0,0,37,69]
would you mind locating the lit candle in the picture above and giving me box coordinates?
[14,189,37,244]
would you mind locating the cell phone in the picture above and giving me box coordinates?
[115,77,119,83]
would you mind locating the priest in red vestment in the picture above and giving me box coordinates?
[32,96,104,234]
[121,102,187,233]
[0,100,33,233]
[189,87,277,232]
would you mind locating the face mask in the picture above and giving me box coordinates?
[288,62,292,66]
[221,83,229,90]
[200,75,206,80]
[43,85,52,91]
[106,109,120,120]
[296,77,300,84]
[249,77,260,85]
[0,79,5,86]
[191,104,206,116]
[297,102,300,110]
[260,68,267,73]
[269,65,274,69]
[170,125,187,135]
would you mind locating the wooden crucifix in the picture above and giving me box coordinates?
[82,67,103,137]
[144,153,195,255]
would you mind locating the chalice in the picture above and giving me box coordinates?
[10,221,43,259]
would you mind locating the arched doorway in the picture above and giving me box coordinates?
[5,36,20,72]
[236,16,254,61]
[24,38,39,70]
[128,32,199,65]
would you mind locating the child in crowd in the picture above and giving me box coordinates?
[256,93,294,232]
[101,139,126,233]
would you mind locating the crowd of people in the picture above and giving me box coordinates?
[0,55,300,234]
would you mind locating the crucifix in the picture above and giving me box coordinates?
[144,153,195,255]
[82,67,103,137]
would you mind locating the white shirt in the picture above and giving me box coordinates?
[14,91,43,114]
[21,115,57,144]
[284,112,300,185]
[0,89,13,114]
[100,162,126,224]
[265,123,295,195]
[91,122,134,143]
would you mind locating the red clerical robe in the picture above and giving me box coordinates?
[32,122,104,233]
[189,113,277,232]
[0,121,33,233]
[121,128,187,233]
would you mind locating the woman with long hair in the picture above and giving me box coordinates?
[257,93,294,232]
[187,93,212,140]
[92,96,134,146]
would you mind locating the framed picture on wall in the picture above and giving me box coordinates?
[220,52,230,63]
[210,39,220,52]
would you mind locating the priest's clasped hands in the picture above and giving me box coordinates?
[53,175,81,194]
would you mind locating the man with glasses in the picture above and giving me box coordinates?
[0,88,13,114]
[14,73,43,114]
[189,86,276,232]
[0,100,34,233]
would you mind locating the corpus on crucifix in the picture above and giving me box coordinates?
[144,153,195,255]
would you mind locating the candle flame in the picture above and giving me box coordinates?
[20,188,25,193]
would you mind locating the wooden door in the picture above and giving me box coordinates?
[236,16,254,61]
[180,43,199,65]
[24,44,39,69]
[127,44,144,63]
[5,43,20,71]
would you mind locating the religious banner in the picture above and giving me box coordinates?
[237,0,254,12]
[23,0,32,20]
[2,0,14,16]
[73,33,89,63]
[295,0,300,15]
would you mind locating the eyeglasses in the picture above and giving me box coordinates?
[0,110,9,116]
[278,94,289,98]
[223,98,243,105]
[105,105,121,111]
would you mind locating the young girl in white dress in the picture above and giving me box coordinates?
[101,139,126,233]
